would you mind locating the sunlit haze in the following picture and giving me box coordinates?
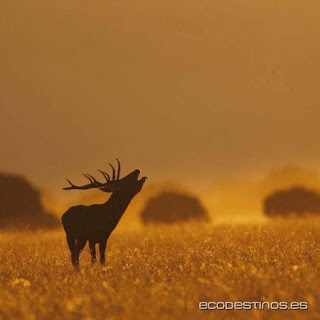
[1,0,320,217]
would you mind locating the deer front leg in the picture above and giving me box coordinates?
[99,239,107,266]
[89,241,96,263]
[66,234,79,268]
[73,238,86,268]
[77,238,87,253]
[70,247,80,268]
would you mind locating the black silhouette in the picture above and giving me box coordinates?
[264,186,320,216]
[0,172,58,229]
[61,159,147,267]
[140,190,209,224]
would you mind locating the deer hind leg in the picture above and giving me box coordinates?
[89,241,96,263]
[99,239,107,266]
[66,234,79,267]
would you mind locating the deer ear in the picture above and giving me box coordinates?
[99,183,120,193]
[99,186,114,193]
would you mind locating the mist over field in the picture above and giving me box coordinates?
[1,0,320,195]
[1,0,320,319]
[37,164,320,227]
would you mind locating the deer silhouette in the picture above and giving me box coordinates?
[61,159,147,267]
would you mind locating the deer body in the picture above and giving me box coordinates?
[61,161,146,267]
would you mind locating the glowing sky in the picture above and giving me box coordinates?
[1,0,320,196]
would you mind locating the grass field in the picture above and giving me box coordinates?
[0,219,319,320]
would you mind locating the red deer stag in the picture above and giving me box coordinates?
[61,159,147,267]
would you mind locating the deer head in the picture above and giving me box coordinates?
[63,159,147,196]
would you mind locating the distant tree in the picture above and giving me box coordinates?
[0,172,59,228]
[140,191,209,224]
[263,186,320,217]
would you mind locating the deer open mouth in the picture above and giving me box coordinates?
[132,169,140,180]
[135,169,147,182]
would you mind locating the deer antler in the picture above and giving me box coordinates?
[116,158,121,180]
[97,170,110,182]
[109,163,116,180]
[63,159,122,191]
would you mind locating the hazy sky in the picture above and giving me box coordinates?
[1,0,320,194]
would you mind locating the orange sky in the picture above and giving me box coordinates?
[1,0,320,201]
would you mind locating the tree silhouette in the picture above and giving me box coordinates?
[140,191,209,224]
[0,172,58,228]
[263,186,320,217]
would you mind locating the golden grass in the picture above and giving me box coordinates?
[0,219,319,320]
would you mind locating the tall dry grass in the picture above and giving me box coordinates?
[0,218,319,320]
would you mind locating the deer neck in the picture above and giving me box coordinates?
[105,191,135,219]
